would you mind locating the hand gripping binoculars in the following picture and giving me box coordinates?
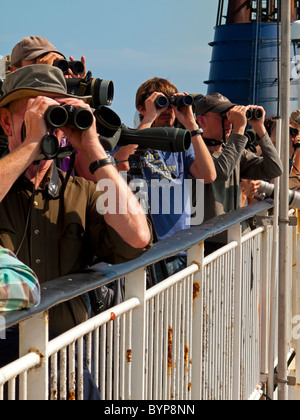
[38,105,94,160]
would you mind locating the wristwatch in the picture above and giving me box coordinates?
[89,156,117,174]
[190,129,202,137]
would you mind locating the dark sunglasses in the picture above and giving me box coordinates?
[290,127,299,137]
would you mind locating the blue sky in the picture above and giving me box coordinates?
[0,0,218,125]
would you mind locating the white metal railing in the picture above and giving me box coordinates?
[0,202,299,400]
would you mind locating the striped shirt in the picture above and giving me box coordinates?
[0,247,40,312]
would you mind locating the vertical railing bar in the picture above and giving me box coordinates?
[162,289,168,400]
[60,347,67,401]
[225,251,230,401]
[93,328,99,389]
[188,274,193,400]
[144,301,149,400]
[8,378,15,400]
[209,261,214,400]
[106,321,114,400]
[86,332,92,374]
[180,279,186,400]
[124,267,147,400]
[203,263,208,401]
[125,310,132,400]
[218,254,223,400]
[176,281,182,400]
[242,240,247,400]
[215,258,220,400]
[153,294,160,401]
[246,239,251,399]
[257,233,262,393]
[188,274,192,400]
[113,317,120,401]
[249,238,254,397]
[168,286,173,400]
[68,342,76,400]
[148,299,154,401]
[158,291,164,400]
[119,313,126,401]
[77,337,84,401]
[183,276,188,401]
[99,324,106,401]
[216,258,221,400]
[50,353,58,401]
[172,283,178,400]
[228,224,242,400]
[19,371,27,401]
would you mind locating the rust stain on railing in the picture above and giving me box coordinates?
[168,327,173,374]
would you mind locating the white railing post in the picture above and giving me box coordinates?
[296,214,300,392]
[19,311,49,400]
[188,242,204,400]
[290,211,300,399]
[228,224,242,400]
[124,268,147,400]
[260,221,272,384]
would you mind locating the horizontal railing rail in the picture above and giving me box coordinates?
[2,198,294,401]
[0,199,274,331]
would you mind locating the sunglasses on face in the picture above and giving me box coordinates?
[290,127,299,137]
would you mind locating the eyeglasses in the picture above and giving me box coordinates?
[290,127,299,137]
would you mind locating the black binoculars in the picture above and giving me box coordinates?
[37,105,93,161]
[94,106,191,153]
[155,95,194,109]
[66,73,114,108]
[45,105,94,131]
[246,108,263,121]
[53,59,85,76]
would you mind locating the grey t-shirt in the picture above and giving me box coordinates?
[204,132,283,244]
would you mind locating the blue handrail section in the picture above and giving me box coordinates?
[1,199,274,329]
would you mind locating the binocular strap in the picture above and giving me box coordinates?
[203,138,223,147]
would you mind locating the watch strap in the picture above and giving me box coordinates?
[89,156,116,174]
[190,129,202,137]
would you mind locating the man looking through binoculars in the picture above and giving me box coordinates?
[10,35,86,79]
[0,65,151,332]
[194,93,283,254]
[114,77,216,283]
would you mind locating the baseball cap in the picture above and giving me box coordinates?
[194,93,235,116]
[0,64,91,108]
[11,36,65,67]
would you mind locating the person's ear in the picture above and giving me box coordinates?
[0,108,13,137]
[137,105,145,116]
[197,115,205,128]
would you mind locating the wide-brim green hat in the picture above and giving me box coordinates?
[0,64,91,108]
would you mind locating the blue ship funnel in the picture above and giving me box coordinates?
[205,2,299,117]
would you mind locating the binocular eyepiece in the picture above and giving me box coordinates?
[246,108,263,121]
[45,105,94,131]
[38,105,94,161]
[66,74,114,108]
[53,59,85,76]
[155,95,194,110]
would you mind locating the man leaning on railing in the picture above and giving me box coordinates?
[0,64,151,400]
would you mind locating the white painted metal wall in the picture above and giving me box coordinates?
[0,207,299,400]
